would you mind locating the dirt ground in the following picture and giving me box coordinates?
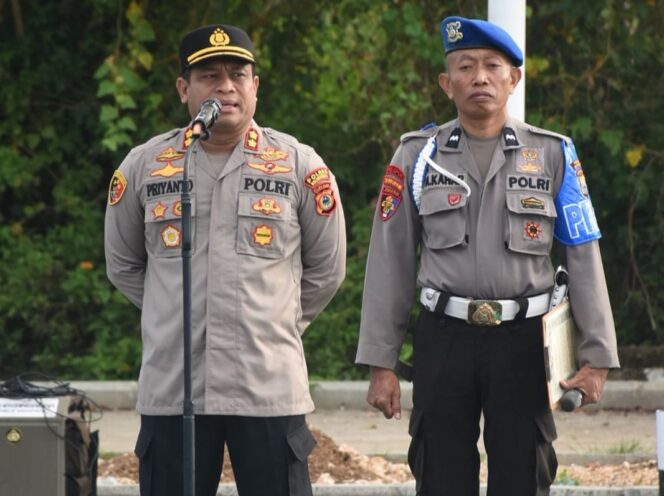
[98,427,659,487]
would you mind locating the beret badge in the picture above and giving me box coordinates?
[446,21,463,43]
[210,28,230,47]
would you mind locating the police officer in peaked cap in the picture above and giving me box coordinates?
[356,16,619,495]
[105,24,346,496]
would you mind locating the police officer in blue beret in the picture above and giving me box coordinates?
[105,23,346,496]
[357,16,619,495]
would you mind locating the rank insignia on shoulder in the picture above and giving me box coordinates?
[108,170,127,206]
[252,224,274,246]
[258,147,289,162]
[244,128,259,151]
[161,224,182,248]
[379,164,404,221]
[247,162,292,175]
[502,127,519,147]
[315,189,337,216]
[183,128,194,150]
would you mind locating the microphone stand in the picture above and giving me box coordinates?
[181,133,201,496]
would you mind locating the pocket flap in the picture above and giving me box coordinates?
[144,198,195,223]
[287,423,317,461]
[506,192,556,218]
[238,192,291,221]
[419,189,468,215]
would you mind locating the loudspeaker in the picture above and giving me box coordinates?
[0,396,70,496]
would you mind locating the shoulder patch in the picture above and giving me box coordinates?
[108,170,127,206]
[378,164,405,221]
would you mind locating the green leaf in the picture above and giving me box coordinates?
[99,105,119,122]
[97,80,116,97]
[116,94,137,109]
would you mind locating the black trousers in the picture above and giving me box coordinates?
[135,414,315,496]
[408,310,558,496]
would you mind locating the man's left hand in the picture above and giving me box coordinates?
[559,365,609,406]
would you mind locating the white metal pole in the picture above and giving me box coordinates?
[657,410,664,494]
[488,0,526,121]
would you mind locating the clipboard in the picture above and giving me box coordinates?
[542,299,578,410]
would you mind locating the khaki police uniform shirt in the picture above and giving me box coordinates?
[105,122,346,416]
[356,117,619,371]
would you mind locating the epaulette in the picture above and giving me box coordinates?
[400,126,438,144]
[527,125,571,144]
[262,127,300,146]
[129,128,182,156]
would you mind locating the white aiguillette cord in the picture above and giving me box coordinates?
[425,155,472,197]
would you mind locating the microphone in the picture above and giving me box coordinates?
[560,388,583,412]
[191,98,222,139]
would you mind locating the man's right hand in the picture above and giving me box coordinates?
[367,366,402,420]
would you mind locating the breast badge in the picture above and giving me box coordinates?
[258,147,288,162]
[252,198,281,215]
[108,170,127,206]
[516,148,544,174]
[152,202,168,220]
[252,224,274,246]
[247,162,292,175]
[161,224,182,248]
[524,220,542,240]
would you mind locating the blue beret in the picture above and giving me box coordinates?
[441,16,523,67]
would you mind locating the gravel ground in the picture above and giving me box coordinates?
[98,428,659,487]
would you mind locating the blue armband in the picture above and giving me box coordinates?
[553,140,601,245]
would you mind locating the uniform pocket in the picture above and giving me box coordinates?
[286,423,316,496]
[236,191,293,259]
[505,191,556,256]
[420,189,468,249]
[144,197,194,258]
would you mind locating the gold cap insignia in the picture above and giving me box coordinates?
[210,28,230,47]
[446,21,463,43]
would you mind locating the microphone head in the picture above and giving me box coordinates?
[192,98,223,139]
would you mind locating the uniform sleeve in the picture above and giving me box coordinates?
[104,152,147,308]
[566,241,620,368]
[296,149,346,334]
[355,143,421,369]
[552,138,619,368]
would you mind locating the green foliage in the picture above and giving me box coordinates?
[0,0,661,380]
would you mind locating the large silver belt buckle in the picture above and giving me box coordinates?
[467,300,502,326]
